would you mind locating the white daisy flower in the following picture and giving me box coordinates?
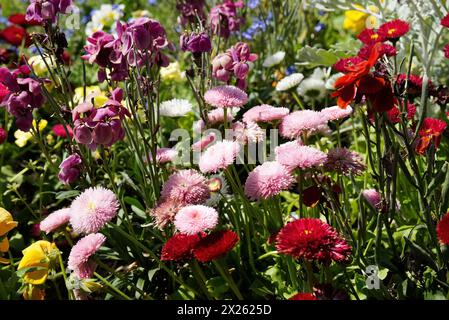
[262,51,286,68]
[296,78,327,102]
[159,99,193,117]
[276,73,304,91]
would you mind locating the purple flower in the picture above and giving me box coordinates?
[0,67,45,131]
[26,0,73,24]
[176,0,206,26]
[58,153,82,184]
[180,32,212,53]
[209,0,245,38]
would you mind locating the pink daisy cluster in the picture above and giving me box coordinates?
[275,142,327,171]
[280,110,329,140]
[242,104,289,124]
[68,233,106,279]
[199,140,241,173]
[174,205,219,235]
[204,85,248,108]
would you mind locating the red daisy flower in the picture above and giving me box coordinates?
[160,233,204,261]
[193,230,239,262]
[0,83,10,102]
[0,25,31,47]
[416,118,447,155]
[275,218,352,263]
[0,127,7,145]
[52,124,74,138]
[357,28,385,45]
[378,19,410,40]
[437,212,449,245]
[357,43,396,60]
[386,102,416,124]
[444,44,449,59]
[289,293,317,300]
[441,14,449,28]
[332,56,364,73]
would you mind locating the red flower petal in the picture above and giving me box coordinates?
[437,213,449,245]
[193,230,239,262]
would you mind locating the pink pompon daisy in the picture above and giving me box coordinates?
[207,108,237,124]
[192,132,216,152]
[204,85,248,108]
[242,104,289,124]
[232,121,265,144]
[324,147,366,176]
[161,169,210,205]
[245,161,295,200]
[39,208,71,234]
[68,233,106,279]
[199,140,241,173]
[320,106,353,121]
[69,187,119,235]
[174,205,219,235]
[149,147,178,164]
[280,110,328,139]
[275,142,327,171]
[150,200,182,229]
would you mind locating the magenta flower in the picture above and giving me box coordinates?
[68,233,106,279]
[26,0,73,24]
[176,0,206,26]
[209,0,245,38]
[180,32,211,53]
[58,153,82,184]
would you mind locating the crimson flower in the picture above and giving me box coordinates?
[416,118,447,155]
[357,42,396,60]
[0,83,10,102]
[275,218,352,263]
[289,293,317,300]
[0,127,7,144]
[441,14,449,28]
[386,103,416,124]
[8,13,41,27]
[332,56,364,73]
[357,28,384,45]
[193,230,239,262]
[160,233,204,261]
[52,124,74,138]
[0,26,31,47]
[437,212,449,245]
[378,19,410,41]
[444,44,449,59]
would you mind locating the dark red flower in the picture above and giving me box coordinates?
[332,56,364,73]
[416,118,447,155]
[0,26,31,47]
[8,13,41,27]
[0,127,7,144]
[313,284,349,300]
[444,44,449,59]
[366,82,397,113]
[302,185,322,208]
[441,14,449,28]
[358,43,396,60]
[0,83,10,102]
[193,230,239,262]
[52,124,74,138]
[357,28,385,44]
[437,212,449,245]
[289,293,317,300]
[378,19,410,40]
[275,218,352,263]
[396,73,432,99]
[161,233,204,261]
[386,102,416,124]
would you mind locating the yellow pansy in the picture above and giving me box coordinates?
[14,119,48,147]
[18,241,58,285]
[28,55,56,77]
[73,86,109,108]
[343,5,379,34]
[0,208,18,264]
[160,62,185,82]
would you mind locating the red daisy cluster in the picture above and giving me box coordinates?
[437,212,449,245]
[416,118,447,155]
[275,218,352,263]
[160,229,239,262]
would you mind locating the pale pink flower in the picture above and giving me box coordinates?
[320,106,353,121]
[279,110,328,139]
[245,161,295,200]
[192,132,216,152]
[174,205,219,235]
[68,233,106,279]
[39,208,71,234]
[150,200,182,229]
[204,85,248,108]
[242,104,289,124]
[207,108,237,124]
[199,140,241,173]
[149,147,178,164]
[69,187,119,235]
[275,142,327,171]
[232,121,265,144]
[161,169,210,205]
[325,147,366,176]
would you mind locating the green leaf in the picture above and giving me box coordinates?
[147,268,159,282]
[404,237,439,271]
[55,190,80,200]
[295,46,349,69]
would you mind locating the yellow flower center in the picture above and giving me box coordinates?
[388,28,396,35]
[304,229,312,235]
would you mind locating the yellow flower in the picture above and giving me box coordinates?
[0,208,18,259]
[160,62,185,82]
[343,5,379,34]
[14,119,48,147]
[23,285,46,300]
[18,241,58,285]
[73,86,109,108]
[28,55,56,77]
